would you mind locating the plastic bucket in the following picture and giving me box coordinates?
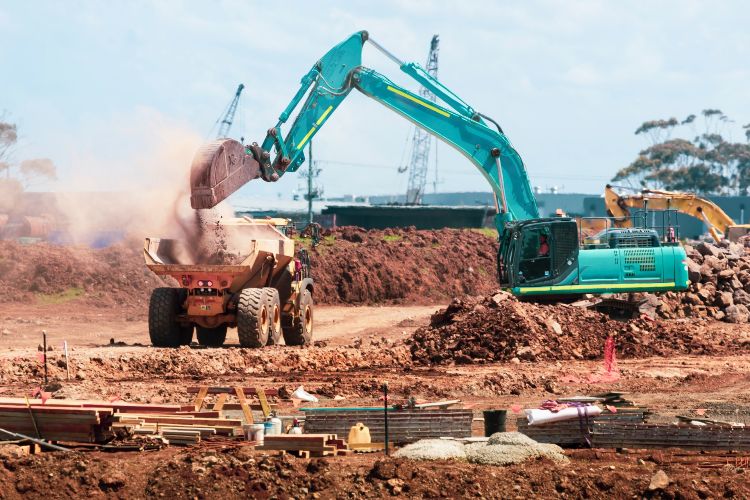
[483,410,508,436]
[244,424,265,445]
[263,421,275,436]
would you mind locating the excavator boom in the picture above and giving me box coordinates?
[189,31,538,228]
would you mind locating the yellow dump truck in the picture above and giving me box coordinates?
[144,217,313,348]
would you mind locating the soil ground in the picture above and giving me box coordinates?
[1,230,749,498]
[1,300,749,498]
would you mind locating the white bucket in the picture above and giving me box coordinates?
[244,423,265,445]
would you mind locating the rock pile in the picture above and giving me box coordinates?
[655,240,750,323]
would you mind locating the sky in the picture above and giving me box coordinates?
[2,0,750,206]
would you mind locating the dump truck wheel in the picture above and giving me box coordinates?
[196,325,228,347]
[262,288,282,345]
[283,289,313,346]
[178,325,194,346]
[237,288,269,347]
[149,287,190,347]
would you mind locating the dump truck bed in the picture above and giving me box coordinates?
[144,218,294,293]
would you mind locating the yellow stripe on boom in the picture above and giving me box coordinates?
[297,105,335,150]
[386,86,450,117]
[316,105,333,125]
[297,126,316,150]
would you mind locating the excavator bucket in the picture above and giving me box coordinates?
[189,139,261,209]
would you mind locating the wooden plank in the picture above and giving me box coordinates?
[234,387,253,425]
[256,387,272,418]
[187,387,279,396]
[193,386,208,412]
[216,403,277,411]
[135,416,242,427]
[212,394,228,412]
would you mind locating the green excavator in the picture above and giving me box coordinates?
[189,30,689,299]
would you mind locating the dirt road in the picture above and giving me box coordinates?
[0,303,439,349]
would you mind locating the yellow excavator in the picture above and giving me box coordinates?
[605,185,750,242]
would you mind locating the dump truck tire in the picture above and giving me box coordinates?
[237,288,269,348]
[196,325,228,347]
[262,288,282,346]
[149,287,192,347]
[283,289,313,346]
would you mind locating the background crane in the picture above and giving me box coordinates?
[400,35,439,205]
[215,83,245,139]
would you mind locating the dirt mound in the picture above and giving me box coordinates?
[0,227,498,308]
[653,240,750,323]
[408,292,748,365]
[308,226,499,305]
[0,239,170,309]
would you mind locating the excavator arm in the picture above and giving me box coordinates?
[190,31,539,230]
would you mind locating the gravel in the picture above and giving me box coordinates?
[487,432,538,446]
[393,433,568,465]
[392,439,467,461]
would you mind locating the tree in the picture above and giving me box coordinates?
[0,115,57,213]
[612,109,750,195]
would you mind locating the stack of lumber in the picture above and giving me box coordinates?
[0,403,112,443]
[591,422,750,450]
[257,434,351,458]
[112,411,243,445]
[0,397,244,446]
[516,408,647,447]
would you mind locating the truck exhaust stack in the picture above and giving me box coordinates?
[189,139,262,209]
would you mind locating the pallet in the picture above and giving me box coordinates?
[303,408,473,444]
[257,434,351,457]
[591,422,750,450]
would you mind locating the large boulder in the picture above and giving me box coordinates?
[703,255,726,272]
[725,304,750,323]
[734,289,750,306]
[686,259,702,283]
[716,291,734,308]
[696,241,721,258]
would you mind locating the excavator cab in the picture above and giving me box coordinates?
[499,218,579,289]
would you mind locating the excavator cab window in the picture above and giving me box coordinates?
[504,219,578,287]
[518,226,553,283]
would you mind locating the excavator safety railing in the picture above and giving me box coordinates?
[578,209,681,250]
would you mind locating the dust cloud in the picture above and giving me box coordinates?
[52,107,241,260]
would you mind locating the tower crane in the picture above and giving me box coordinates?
[215,83,245,139]
[400,35,439,205]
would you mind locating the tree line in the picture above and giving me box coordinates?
[612,109,750,195]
